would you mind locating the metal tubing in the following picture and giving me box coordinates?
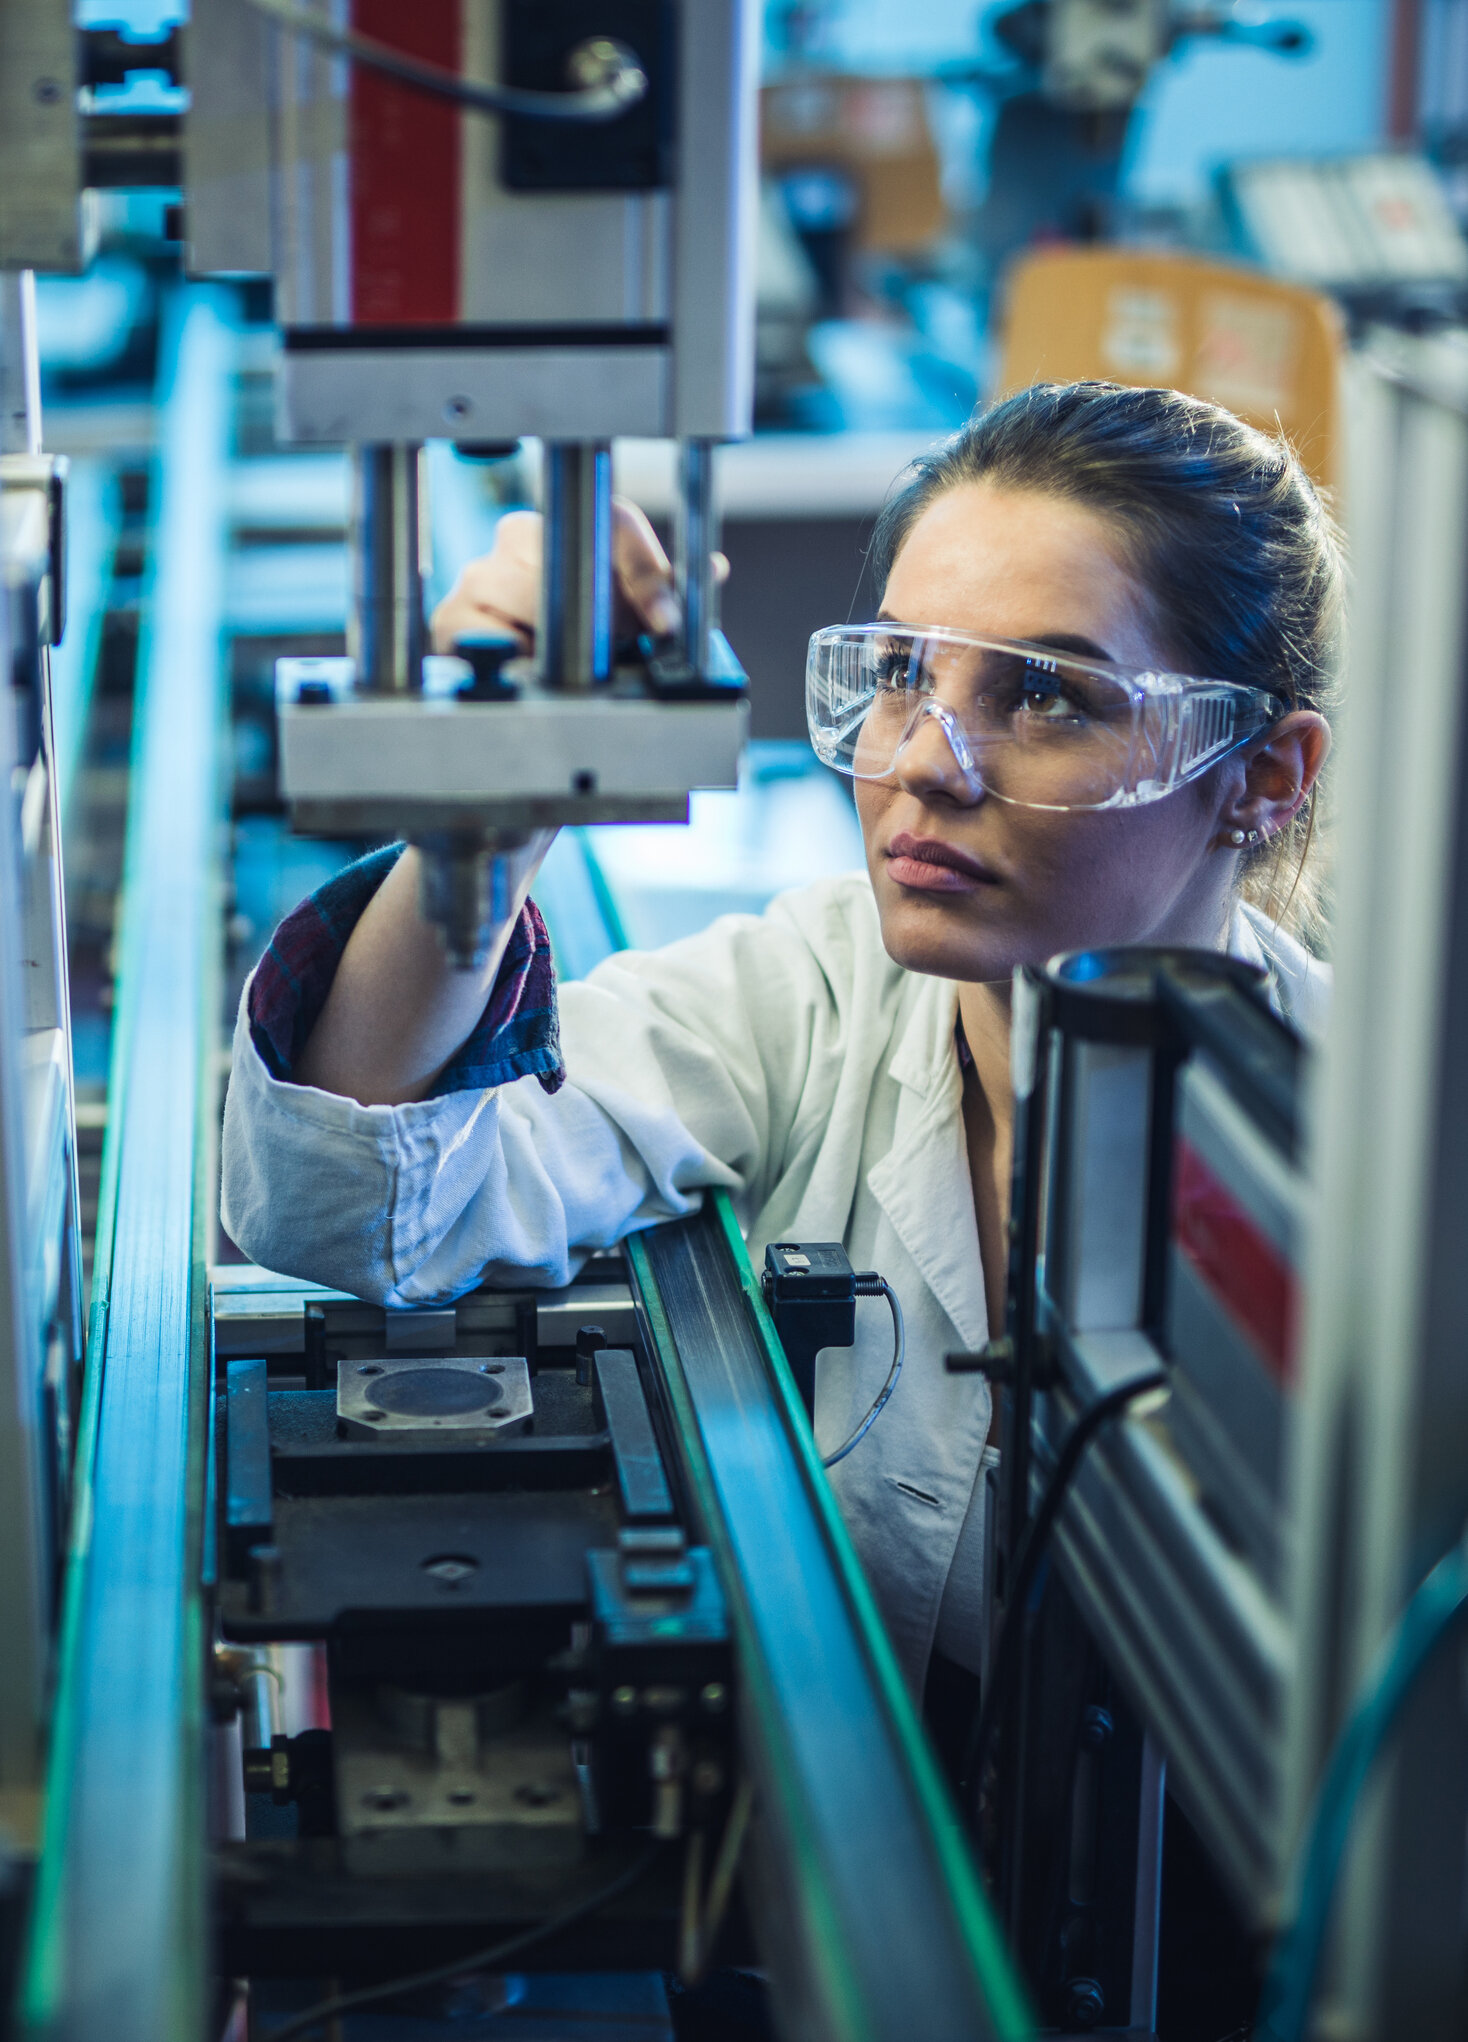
[676,438,718,677]
[540,441,612,689]
[1129,1734,1166,2030]
[349,442,424,692]
[414,835,518,971]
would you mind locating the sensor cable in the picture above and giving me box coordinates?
[822,1279,904,1469]
[241,0,648,123]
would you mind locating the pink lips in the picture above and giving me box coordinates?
[885,831,999,894]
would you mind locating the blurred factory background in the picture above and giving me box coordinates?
[35,0,1468,1149]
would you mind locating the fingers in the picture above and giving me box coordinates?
[428,510,542,653]
[429,501,732,657]
[611,499,680,636]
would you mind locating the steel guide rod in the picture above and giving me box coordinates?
[349,443,425,695]
[676,438,718,676]
[541,440,614,690]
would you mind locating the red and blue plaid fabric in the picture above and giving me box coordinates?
[247,843,565,1097]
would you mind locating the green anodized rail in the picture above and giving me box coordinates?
[628,1191,1033,2042]
[21,290,234,2042]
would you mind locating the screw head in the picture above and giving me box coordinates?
[32,76,62,104]
[423,1554,479,1587]
[699,1682,729,1714]
[610,1684,638,1716]
[514,1779,561,1808]
[1080,1705,1114,1750]
[364,1784,408,1813]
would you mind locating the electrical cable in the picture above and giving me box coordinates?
[822,1280,904,1468]
[1255,1530,1468,2042]
[240,0,648,123]
[959,1369,1169,1813]
[264,1841,665,2042]
[678,1777,755,1986]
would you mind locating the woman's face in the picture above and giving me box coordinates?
[858,481,1247,986]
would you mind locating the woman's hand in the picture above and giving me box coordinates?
[430,498,726,654]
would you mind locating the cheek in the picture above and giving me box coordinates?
[854,782,888,870]
[1010,799,1211,936]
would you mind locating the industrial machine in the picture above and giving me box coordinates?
[6,3,1468,2040]
[0,5,1031,2039]
[190,0,755,968]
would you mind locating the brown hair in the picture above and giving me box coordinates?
[869,380,1344,943]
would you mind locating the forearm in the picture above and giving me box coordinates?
[294,848,517,1105]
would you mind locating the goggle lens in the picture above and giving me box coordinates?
[808,626,1264,812]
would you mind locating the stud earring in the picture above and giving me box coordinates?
[1229,828,1246,846]
[1228,827,1262,847]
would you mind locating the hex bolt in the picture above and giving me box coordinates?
[575,1324,607,1389]
[1066,1977,1105,2028]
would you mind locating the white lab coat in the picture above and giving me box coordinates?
[222,872,1328,1691]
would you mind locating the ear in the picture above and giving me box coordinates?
[1219,710,1331,842]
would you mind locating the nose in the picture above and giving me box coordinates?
[892,698,985,804]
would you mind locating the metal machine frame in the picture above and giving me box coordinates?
[0,268,85,1835]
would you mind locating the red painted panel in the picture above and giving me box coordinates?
[350,0,461,325]
[1172,1137,1298,1386]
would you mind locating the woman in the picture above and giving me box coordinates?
[222,381,1336,1698]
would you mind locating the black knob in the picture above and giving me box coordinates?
[454,632,521,701]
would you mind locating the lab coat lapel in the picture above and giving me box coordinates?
[866,977,989,1352]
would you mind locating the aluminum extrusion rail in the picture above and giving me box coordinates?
[19,293,234,2042]
[629,1193,1031,2042]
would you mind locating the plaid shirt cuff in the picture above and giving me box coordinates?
[247,843,565,1097]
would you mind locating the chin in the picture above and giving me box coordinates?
[874,890,1023,985]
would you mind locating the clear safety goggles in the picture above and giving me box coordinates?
[806,623,1286,812]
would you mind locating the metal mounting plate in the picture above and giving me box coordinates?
[337,1356,533,1441]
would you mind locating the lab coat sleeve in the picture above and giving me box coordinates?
[221,884,855,1306]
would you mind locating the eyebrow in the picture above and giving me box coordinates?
[874,613,1117,664]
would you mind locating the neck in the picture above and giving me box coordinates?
[957,978,1014,1141]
